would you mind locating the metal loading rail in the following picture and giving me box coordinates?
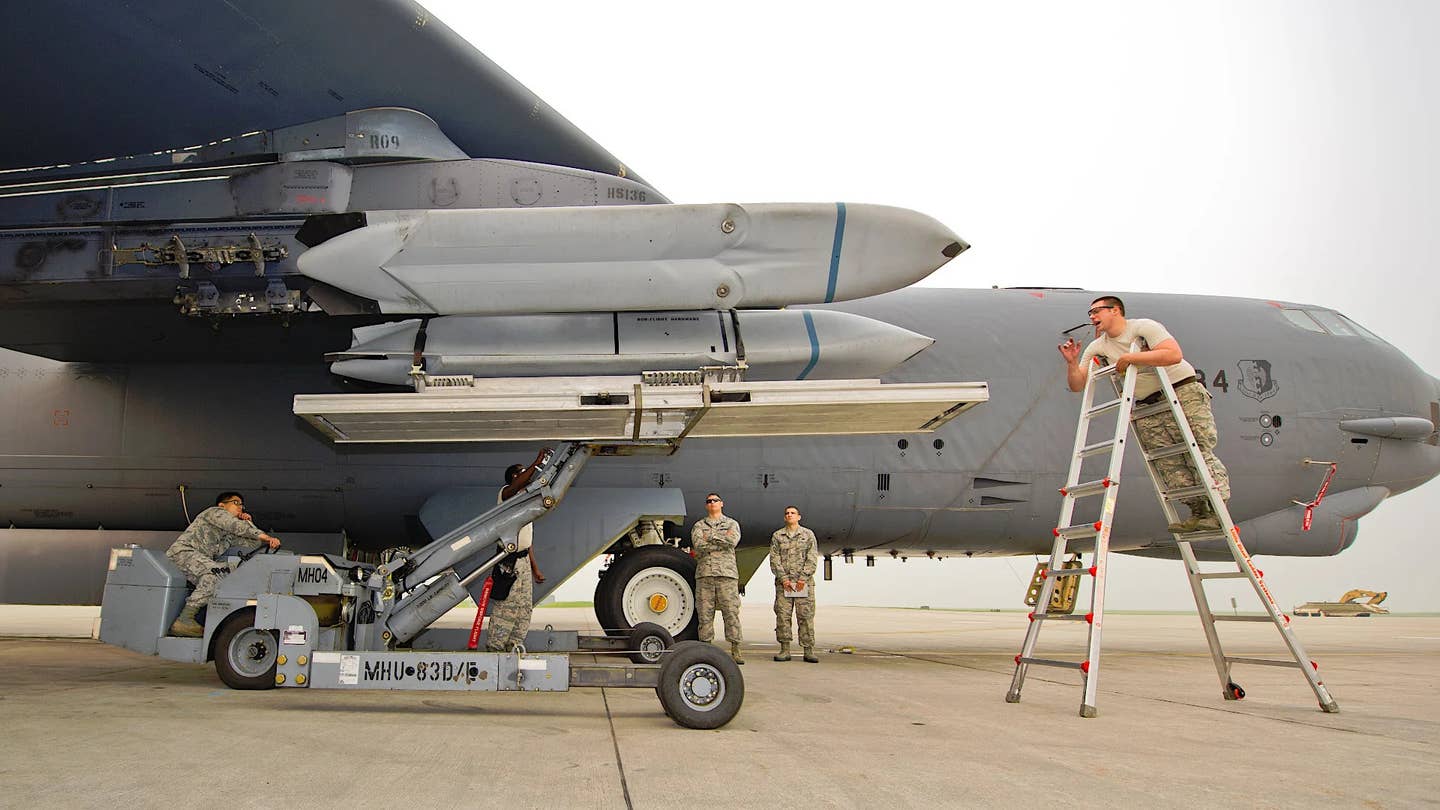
[293,372,988,450]
[1005,346,1338,718]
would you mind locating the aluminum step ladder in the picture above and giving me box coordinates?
[1005,347,1340,717]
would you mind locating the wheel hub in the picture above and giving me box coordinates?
[648,593,669,612]
[679,663,724,711]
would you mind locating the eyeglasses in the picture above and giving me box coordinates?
[1087,305,1116,316]
[222,500,244,508]
[704,498,721,503]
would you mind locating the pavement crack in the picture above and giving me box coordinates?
[600,687,633,810]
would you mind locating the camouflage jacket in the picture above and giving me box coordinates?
[691,515,741,578]
[166,506,265,560]
[769,526,818,583]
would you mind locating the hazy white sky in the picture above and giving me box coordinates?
[426,1,1440,611]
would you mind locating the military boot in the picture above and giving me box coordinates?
[1168,500,1209,534]
[802,647,819,664]
[169,605,203,638]
[1191,501,1225,532]
[774,643,792,662]
[730,642,745,665]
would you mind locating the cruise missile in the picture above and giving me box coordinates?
[327,309,934,385]
[296,202,966,314]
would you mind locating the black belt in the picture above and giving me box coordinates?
[1136,376,1199,406]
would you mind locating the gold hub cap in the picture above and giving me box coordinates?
[648,593,669,613]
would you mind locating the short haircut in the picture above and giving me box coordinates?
[1091,295,1125,315]
[504,464,525,484]
[706,492,723,501]
[784,505,801,514]
[216,491,244,506]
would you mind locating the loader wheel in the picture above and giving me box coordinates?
[214,608,278,690]
[627,622,674,665]
[596,546,697,640]
[1227,681,1246,701]
[656,640,744,729]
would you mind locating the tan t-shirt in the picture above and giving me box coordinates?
[1080,317,1196,399]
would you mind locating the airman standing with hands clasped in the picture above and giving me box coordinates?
[770,505,819,663]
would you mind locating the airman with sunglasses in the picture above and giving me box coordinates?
[691,492,745,663]
[1058,296,1230,534]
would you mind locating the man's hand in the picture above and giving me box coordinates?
[781,578,793,591]
[1058,338,1081,365]
[261,533,280,549]
[240,511,254,522]
[1116,354,1133,375]
[532,567,545,584]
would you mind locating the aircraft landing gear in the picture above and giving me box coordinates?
[595,545,698,641]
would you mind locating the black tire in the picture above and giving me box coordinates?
[593,574,619,637]
[213,608,279,690]
[596,545,698,640]
[627,622,674,665]
[655,640,744,729]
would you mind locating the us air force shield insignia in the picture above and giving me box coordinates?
[1238,359,1278,402]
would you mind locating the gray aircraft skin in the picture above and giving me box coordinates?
[1,1,1438,622]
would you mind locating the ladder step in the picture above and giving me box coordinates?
[1212,614,1275,622]
[1130,401,1171,421]
[1018,657,1085,670]
[1197,571,1248,580]
[1091,364,1120,379]
[1224,656,1303,670]
[1159,485,1210,502]
[1062,477,1114,498]
[1054,522,1101,540]
[1086,398,1124,418]
[1175,529,1228,542]
[1078,439,1120,458]
[1143,442,1191,461]
[1044,566,1092,578]
[1032,613,1089,622]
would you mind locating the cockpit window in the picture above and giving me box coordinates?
[1338,314,1387,343]
[1280,309,1325,333]
[1309,310,1357,336]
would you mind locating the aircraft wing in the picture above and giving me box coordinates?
[0,0,643,185]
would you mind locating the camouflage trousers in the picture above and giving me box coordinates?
[486,556,534,653]
[169,548,225,610]
[1134,381,1230,508]
[696,575,742,645]
[774,583,816,647]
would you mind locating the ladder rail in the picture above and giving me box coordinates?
[1008,350,1140,715]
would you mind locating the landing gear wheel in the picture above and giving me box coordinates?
[596,546,697,640]
[627,622,674,664]
[1227,681,1246,700]
[214,608,278,690]
[655,641,744,729]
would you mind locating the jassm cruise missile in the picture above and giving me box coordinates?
[296,202,966,314]
[327,309,934,385]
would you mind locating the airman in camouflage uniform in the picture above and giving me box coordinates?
[165,491,280,637]
[769,506,819,663]
[691,492,744,664]
[1061,296,1230,533]
[485,450,550,653]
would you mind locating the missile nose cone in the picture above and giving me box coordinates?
[829,204,967,302]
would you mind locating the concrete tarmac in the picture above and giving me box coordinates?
[1,603,1437,809]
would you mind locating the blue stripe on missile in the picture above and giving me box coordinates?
[825,202,846,303]
[798,310,820,380]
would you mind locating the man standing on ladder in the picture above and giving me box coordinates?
[1059,295,1230,533]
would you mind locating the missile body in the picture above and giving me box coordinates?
[328,309,934,385]
[296,202,966,314]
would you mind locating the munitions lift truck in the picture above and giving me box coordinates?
[100,371,988,729]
